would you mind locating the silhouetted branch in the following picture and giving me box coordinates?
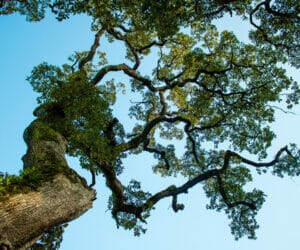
[79,29,106,69]
[223,146,290,169]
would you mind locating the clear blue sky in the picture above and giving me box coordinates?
[0,12,300,250]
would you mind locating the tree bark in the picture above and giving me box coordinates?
[0,119,96,249]
[0,174,95,249]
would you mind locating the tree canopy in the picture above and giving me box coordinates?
[0,0,299,247]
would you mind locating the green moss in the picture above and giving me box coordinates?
[30,120,63,143]
[0,116,91,201]
[0,163,90,202]
[0,165,58,201]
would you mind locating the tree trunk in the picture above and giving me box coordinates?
[0,119,96,249]
[0,174,95,249]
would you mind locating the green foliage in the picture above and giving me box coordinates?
[29,224,68,250]
[1,0,298,65]
[27,64,124,174]
[27,62,65,104]
[108,180,152,236]
[258,144,300,177]
[1,0,300,245]
[0,165,66,201]
[203,167,266,239]
[0,169,36,200]
[28,120,64,144]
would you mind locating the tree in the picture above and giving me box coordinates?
[0,0,299,249]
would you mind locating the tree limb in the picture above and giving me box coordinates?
[223,146,290,169]
[78,28,106,70]
[216,174,256,210]
[90,63,156,91]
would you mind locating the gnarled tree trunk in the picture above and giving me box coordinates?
[0,120,96,249]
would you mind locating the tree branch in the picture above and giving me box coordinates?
[223,146,290,169]
[136,40,165,53]
[90,63,156,91]
[216,174,256,210]
[119,115,192,152]
[78,29,106,70]
[141,169,219,211]
[249,1,293,49]
[264,0,299,19]
[143,140,171,170]
[107,28,140,70]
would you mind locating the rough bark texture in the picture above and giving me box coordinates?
[0,119,96,249]
[0,174,95,249]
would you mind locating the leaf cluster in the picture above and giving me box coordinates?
[1,0,300,244]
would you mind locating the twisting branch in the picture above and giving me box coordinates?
[143,140,171,170]
[84,27,159,91]
[106,159,232,221]
[189,115,228,133]
[213,146,295,210]
[183,122,201,164]
[107,28,140,70]
[101,129,294,224]
[266,105,299,115]
[117,25,135,33]
[158,91,167,115]
[136,40,165,53]
[156,64,233,92]
[107,145,294,222]
[249,2,272,39]
[78,28,106,69]
[76,140,126,203]
[90,63,156,91]
[107,28,165,71]
[140,169,219,212]
[222,146,291,169]
[249,1,293,49]
[119,115,192,152]
[264,0,299,19]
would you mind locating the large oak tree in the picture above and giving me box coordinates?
[0,1,299,249]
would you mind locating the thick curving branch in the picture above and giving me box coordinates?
[142,145,294,215]
[78,28,106,70]
[143,169,218,209]
[155,64,233,92]
[119,115,192,152]
[95,120,295,225]
[107,28,141,70]
[90,63,156,91]
[110,169,220,220]
[222,146,291,169]
[89,27,166,89]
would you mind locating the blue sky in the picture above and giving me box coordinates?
[0,12,300,250]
